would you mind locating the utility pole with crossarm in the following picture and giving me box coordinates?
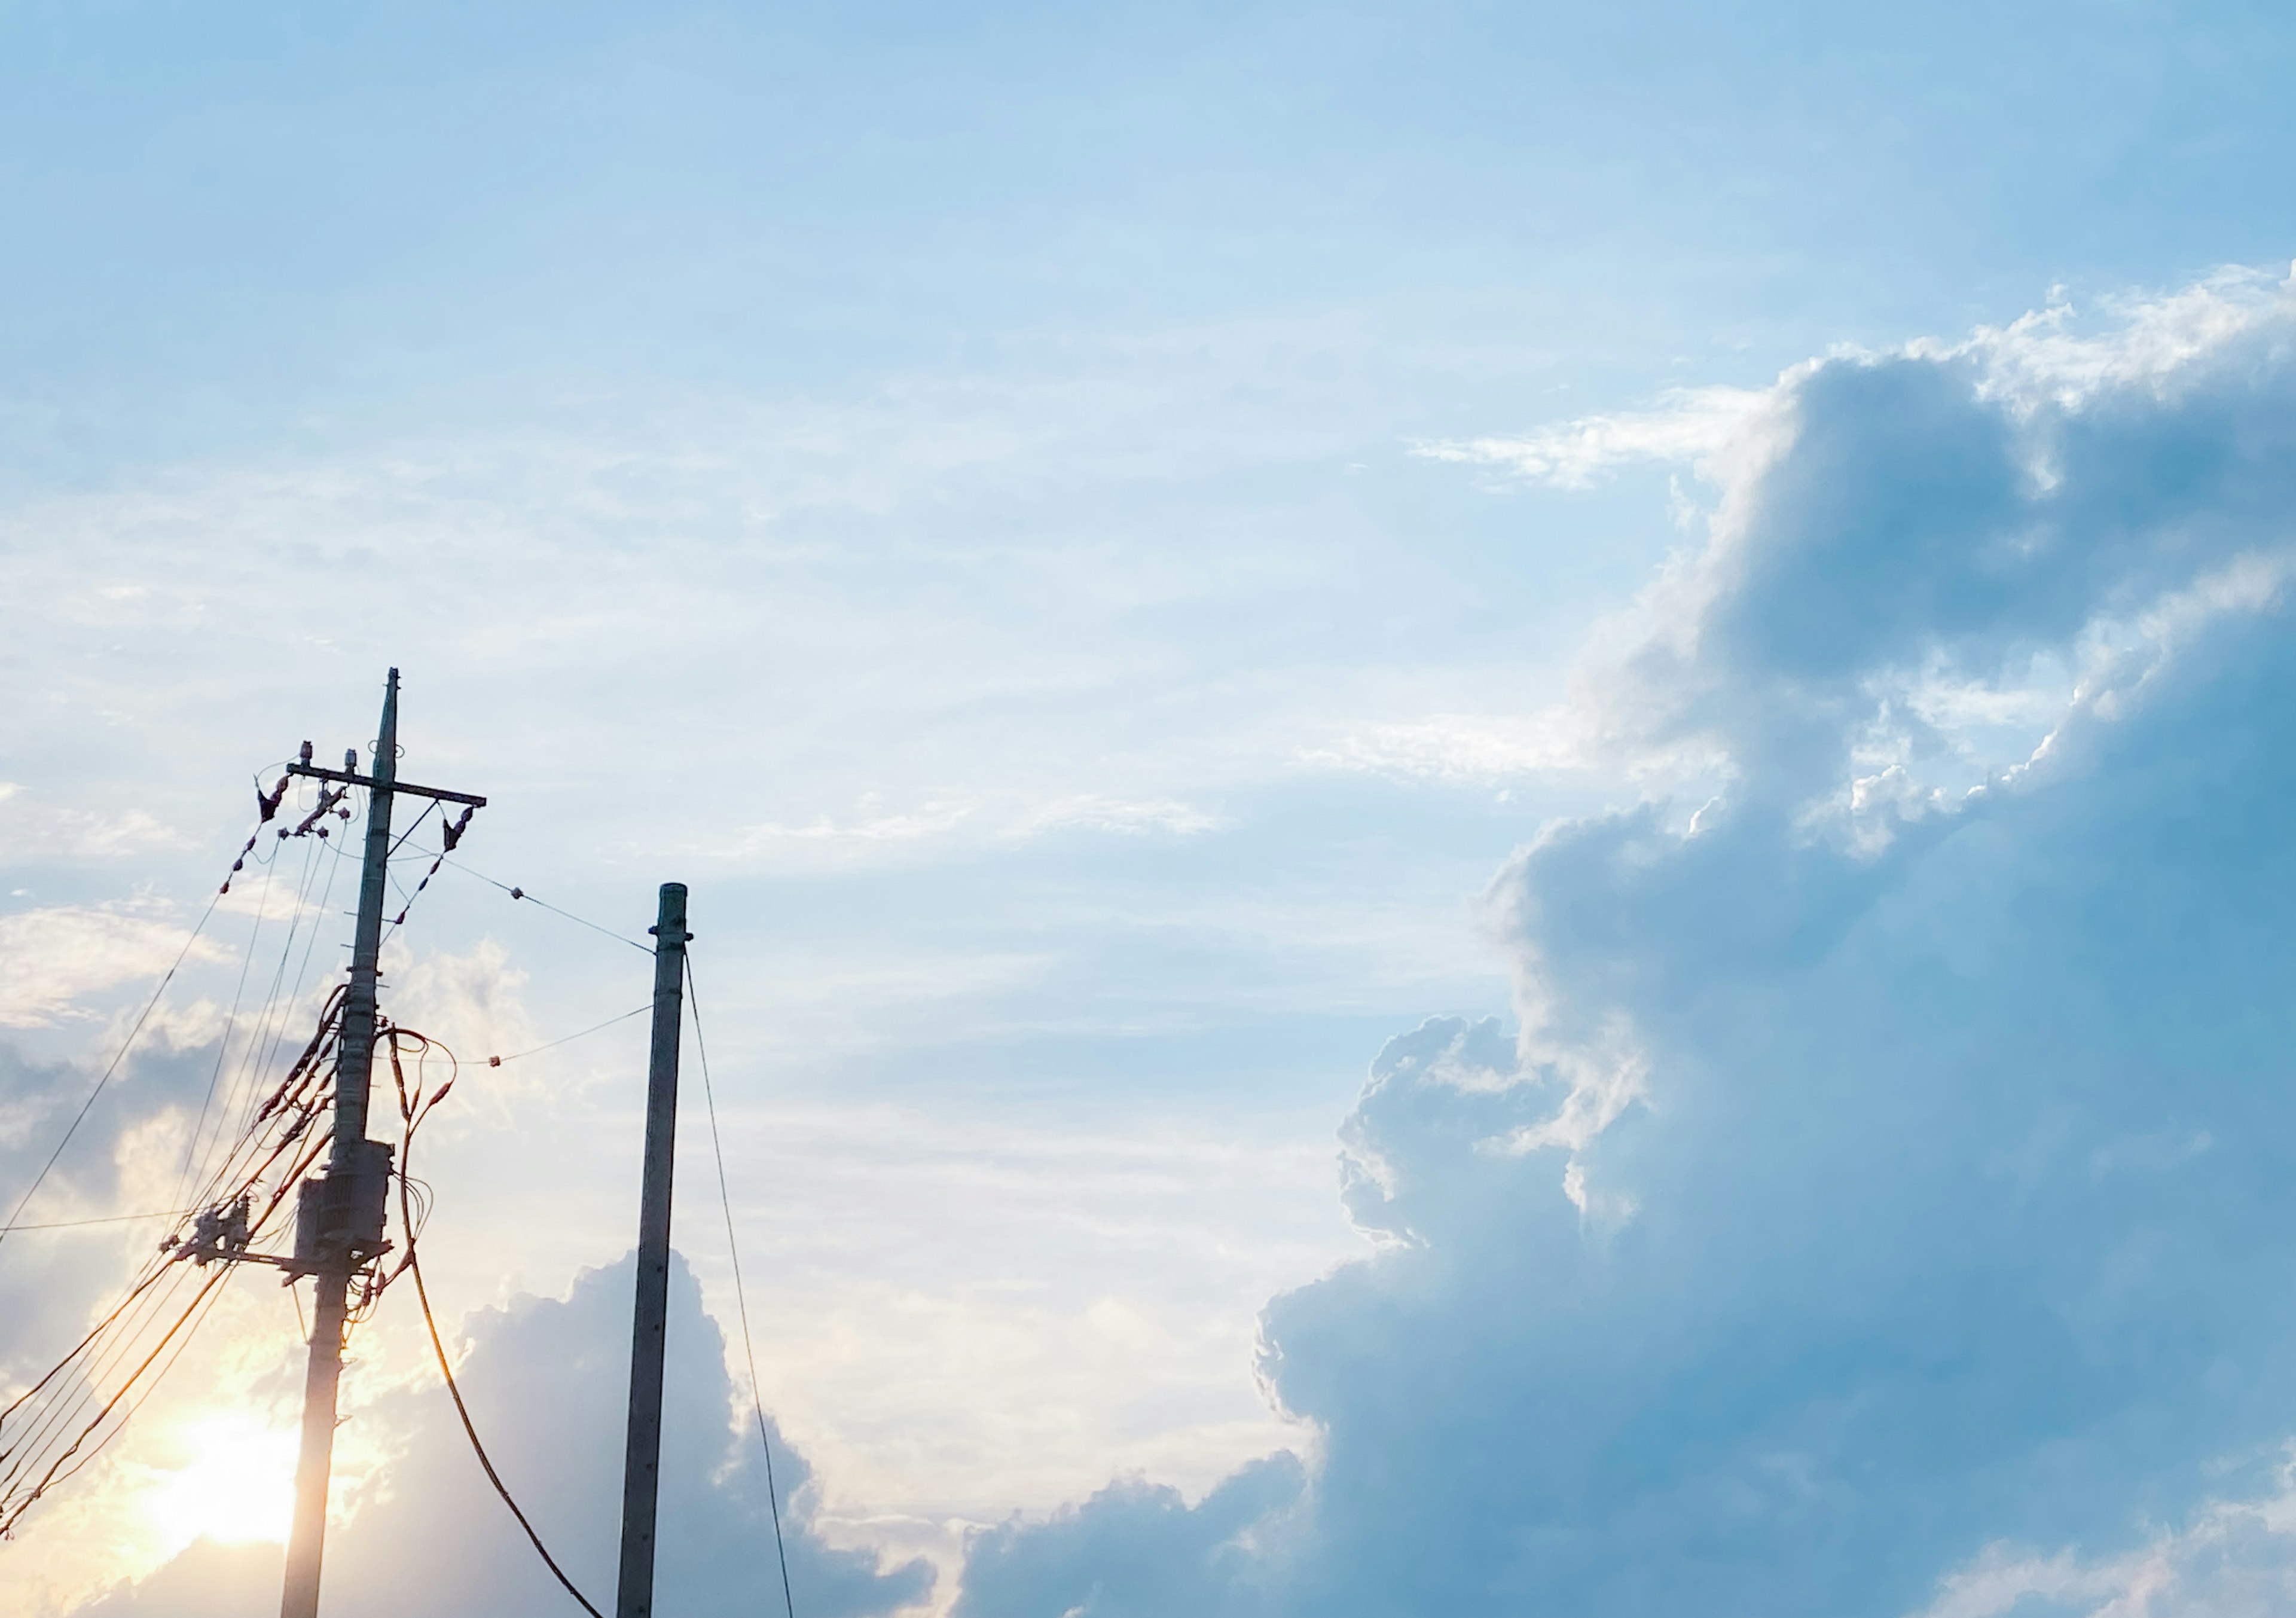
[277,669,487,1618]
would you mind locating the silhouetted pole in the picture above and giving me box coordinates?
[274,671,486,1618]
[617,883,689,1618]
[279,672,399,1618]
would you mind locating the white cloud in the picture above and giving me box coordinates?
[728,796,979,850]
[1305,704,1731,790]
[65,1257,934,1618]
[1947,263,2296,416]
[948,264,2296,1618]
[1004,794,1224,837]
[709,789,1225,869]
[1910,1476,2296,1618]
[0,903,224,1029]
[1412,384,1776,490]
[0,786,188,863]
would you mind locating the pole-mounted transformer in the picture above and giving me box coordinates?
[291,1140,395,1276]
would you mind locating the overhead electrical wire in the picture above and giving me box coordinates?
[0,1065,335,1528]
[0,1105,326,1532]
[439,857,652,953]
[385,1027,607,1618]
[201,836,326,1190]
[687,958,799,1618]
[0,775,352,1535]
[176,840,278,1201]
[0,1208,196,1233]
[486,1004,651,1067]
[6,767,800,1617]
[0,887,225,1256]
[193,792,358,1215]
[438,861,799,1614]
[240,829,351,1128]
[174,821,331,1212]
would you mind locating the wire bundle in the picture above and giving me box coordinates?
[0,773,364,1537]
[0,991,343,1536]
[3,786,798,1618]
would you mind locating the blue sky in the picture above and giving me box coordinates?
[7,3,2296,1614]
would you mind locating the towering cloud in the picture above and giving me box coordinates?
[956,271,2296,1616]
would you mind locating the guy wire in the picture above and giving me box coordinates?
[686,958,799,1618]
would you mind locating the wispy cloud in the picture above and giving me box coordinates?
[0,902,222,1029]
[0,784,189,863]
[709,790,1223,867]
[1003,793,1224,838]
[1411,383,1773,489]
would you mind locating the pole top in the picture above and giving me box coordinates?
[372,670,401,790]
[649,883,691,946]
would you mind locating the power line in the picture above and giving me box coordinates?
[487,1005,652,1067]
[686,959,798,1618]
[0,1088,325,1532]
[1,945,340,1534]
[178,853,272,1196]
[439,858,651,953]
[387,1031,605,1618]
[240,833,349,1143]
[1,889,224,1253]
[196,835,328,1199]
[402,1237,604,1614]
[0,1208,194,1234]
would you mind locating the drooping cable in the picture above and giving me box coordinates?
[685,959,799,1618]
[486,1005,652,1067]
[384,1028,605,1618]
[401,1240,606,1617]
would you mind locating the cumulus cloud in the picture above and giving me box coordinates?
[949,269,2296,1615]
[68,1252,932,1618]
[955,1456,1308,1618]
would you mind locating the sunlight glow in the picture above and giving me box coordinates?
[144,1412,298,1552]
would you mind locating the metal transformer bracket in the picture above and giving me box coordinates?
[292,1139,396,1274]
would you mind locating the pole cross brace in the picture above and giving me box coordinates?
[286,762,489,808]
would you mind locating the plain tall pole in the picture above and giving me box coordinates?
[280,670,399,1618]
[617,882,689,1618]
